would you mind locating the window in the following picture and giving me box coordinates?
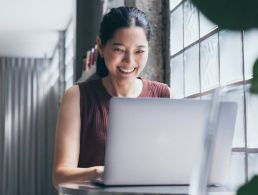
[169,0,258,190]
[64,19,75,90]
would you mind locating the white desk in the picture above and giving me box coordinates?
[59,182,236,195]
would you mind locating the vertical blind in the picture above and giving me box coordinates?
[0,57,59,195]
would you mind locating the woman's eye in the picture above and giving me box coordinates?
[113,48,124,53]
[136,50,145,54]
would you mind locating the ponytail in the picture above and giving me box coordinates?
[96,53,109,77]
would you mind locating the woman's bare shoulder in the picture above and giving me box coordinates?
[65,85,79,96]
[57,85,80,133]
[62,85,80,103]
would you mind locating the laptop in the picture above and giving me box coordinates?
[94,97,238,186]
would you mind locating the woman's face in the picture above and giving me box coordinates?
[100,26,149,82]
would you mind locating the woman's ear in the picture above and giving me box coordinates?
[96,36,103,57]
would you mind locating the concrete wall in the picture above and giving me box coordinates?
[75,0,103,81]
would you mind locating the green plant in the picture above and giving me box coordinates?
[237,175,258,195]
[250,59,258,93]
[191,0,258,94]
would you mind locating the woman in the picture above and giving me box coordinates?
[52,6,171,188]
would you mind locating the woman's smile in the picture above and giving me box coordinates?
[117,66,136,74]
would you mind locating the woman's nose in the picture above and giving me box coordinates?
[122,51,134,64]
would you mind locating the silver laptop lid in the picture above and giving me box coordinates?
[103,98,238,186]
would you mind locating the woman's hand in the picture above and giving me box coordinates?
[53,166,104,189]
[93,166,104,179]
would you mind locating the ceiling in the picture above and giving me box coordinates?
[0,0,74,58]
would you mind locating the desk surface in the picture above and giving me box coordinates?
[59,182,236,195]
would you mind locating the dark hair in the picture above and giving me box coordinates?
[97,6,152,77]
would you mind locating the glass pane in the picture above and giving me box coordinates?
[65,43,74,65]
[183,0,199,47]
[51,50,59,71]
[248,153,258,180]
[246,85,258,148]
[244,29,258,80]
[65,19,74,48]
[170,54,184,98]
[65,76,74,90]
[200,34,219,92]
[219,30,243,85]
[170,0,182,11]
[225,152,246,191]
[65,57,74,70]
[49,52,59,80]
[65,61,74,81]
[184,44,200,96]
[199,12,217,37]
[222,85,245,147]
[170,5,183,55]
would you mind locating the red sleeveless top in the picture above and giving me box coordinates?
[77,78,170,167]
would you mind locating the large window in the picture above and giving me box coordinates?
[169,0,258,190]
[65,18,75,90]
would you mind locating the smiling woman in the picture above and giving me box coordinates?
[97,26,149,96]
[52,6,171,189]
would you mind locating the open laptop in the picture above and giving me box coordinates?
[94,97,238,186]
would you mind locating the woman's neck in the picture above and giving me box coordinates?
[102,76,143,97]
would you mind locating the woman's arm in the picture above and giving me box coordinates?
[52,85,104,189]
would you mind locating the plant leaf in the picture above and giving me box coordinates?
[250,58,258,94]
[191,0,258,30]
[237,175,258,195]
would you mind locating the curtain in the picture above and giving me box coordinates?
[0,57,59,195]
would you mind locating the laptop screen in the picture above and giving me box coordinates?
[103,98,237,186]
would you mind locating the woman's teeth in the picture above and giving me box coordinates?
[118,67,135,73]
